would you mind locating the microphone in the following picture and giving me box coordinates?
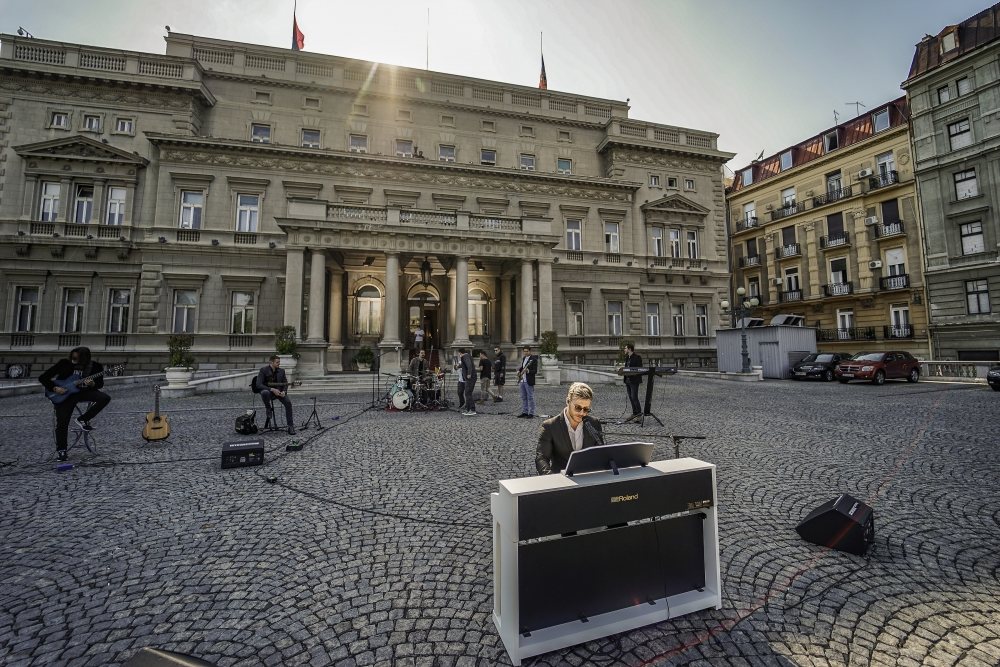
[584,417,606,447]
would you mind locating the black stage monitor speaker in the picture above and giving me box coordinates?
[795,493,874,555]
[220,438,265,469]
[124,647,218,666]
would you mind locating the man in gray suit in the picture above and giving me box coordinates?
[535,382,604,474]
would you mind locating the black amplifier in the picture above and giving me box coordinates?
[221,438,265,469]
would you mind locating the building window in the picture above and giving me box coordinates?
[231,291,255,334]
[172,290,198,333]
[15,286,39,332]
[468,289,489,336]
[395,139,414,157]
[438,145,456,162]
[114,117,134,134]
[301,129,321,148]
[355,286,381,335]
[876,151,896,178]
[748,277,760,298]
[83,114,102,132]
[39,182,60,221]
[645,303,660,336]
[966,279,990,314]
[649,174,660,187]
[781,187,796,208]
[823,131,839,152]
[440,114,455,127]
[253,91,271,104]
[686,230,699,258]
[50,111,69,129]
[250,123,271,143]
[519,154,535,171]
[873,108,890,133]
[684,178,695,190]
[73,185,94,224]
[696,304,708,337]
[960,221,985,255]
[349,134,368,153]
[179,190,204,229]
[667,177,678,188]
[481,120,496,132]
[949,119,972,150]
[304,96,321,109]
[607,301,623,336]
[885,248,906,277]
[235,194,260,232]
[106,187,126,226]
[604,222,620,253]
[890,304,910,334]
[558,130,572,142]
[954,169,978,200]
[569,301,584,336]
[669,229,681,257]
[651,227,664,257]
[938,85,951,104]
[107,289,131,333]
[785,267,800,292]
[743,202,756,222]
[566,219,582,251]
[671,304,685,337]
[956,76,971,96]
[397,109,412,121]
[352,103,368,115]
[941,30,958,53]
[741,168,752,187]
[520,124,534,137]
[62,288,86,333]
[830,257,848,285]
[480,148,497,166]
[779,150,793,171]
[557,158,573,174]
[826,171,843,194]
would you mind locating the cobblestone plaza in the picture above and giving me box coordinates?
[1,376,998,666]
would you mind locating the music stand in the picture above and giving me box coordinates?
[564,442,654,477]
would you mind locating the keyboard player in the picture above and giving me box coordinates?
[622,343,643,422]
[535,382,605,475]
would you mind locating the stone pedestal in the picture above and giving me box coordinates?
[325,343,344,372]
[293,343,326,379]
[540,354,561,385]
[377,343,404,374]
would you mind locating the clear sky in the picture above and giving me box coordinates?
[1,0,992,171]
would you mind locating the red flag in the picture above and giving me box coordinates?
[292,11,305,50]
[538,55,547,90]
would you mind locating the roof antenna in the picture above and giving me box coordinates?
[845,101,866,116]
[833,109,840,124]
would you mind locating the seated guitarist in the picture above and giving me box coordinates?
[257,355,295,435]
[39,346,111,462]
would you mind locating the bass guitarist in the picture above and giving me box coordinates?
[39,346,111,461]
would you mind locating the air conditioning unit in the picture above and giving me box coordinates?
[773,278,784,285]
[857,168,874,179]
[869,260,883,269]
[864,216,880,226]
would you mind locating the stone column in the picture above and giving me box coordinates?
[20,175,38,220]
[307,249,326,342]
[326,269,344,371]
[92,179,106,226]
[452,256,472,348]
[448,271,457,344]
[500,277,513,346]
[537,259,553,333]
[383,252,401,345]
[57,177,72,222]
[518,259,535,345]
[283,248,305,337]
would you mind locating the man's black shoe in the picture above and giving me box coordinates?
[56,450,68,462]
[287,426,296,435]
[516,413,529,418]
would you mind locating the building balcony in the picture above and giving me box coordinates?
[867,170,899,191]
[823,282,854,297]
[883,325,914,339]
[775,243,801,259]
[812,185,854,208]
[734,216,759,233]
[879,273,910,290]
[817,327,876,342]
[779,289,803,303]
[873,220,905,238]
[769,202,806,221]
[738,255,761,268]
[819,232,851,250]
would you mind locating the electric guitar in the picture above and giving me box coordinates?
[45,363,126,405]
[141,384,170,442]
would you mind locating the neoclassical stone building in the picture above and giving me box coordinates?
[0,32,734,376]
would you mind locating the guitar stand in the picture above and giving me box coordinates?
[300,396,323,430]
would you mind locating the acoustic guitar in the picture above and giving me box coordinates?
[142,384,171,441]
[45,363,126,405]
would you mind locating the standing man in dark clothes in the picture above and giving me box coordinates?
[257,355,295,435]
[454,350,466,410]
[39,346,112,462]
[491,345,506,402]
[623,343,643,422]
[477,350,492,404]
[517,346,539,418]
[460,348,477,415]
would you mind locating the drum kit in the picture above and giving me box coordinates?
[385,371,448,411]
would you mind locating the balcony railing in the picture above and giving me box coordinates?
[229,334,254,348]
[874,220,905,238]
[867,170,899,191]
[770,202,806,221]
[819,232,850,249]
[823,282,854,297]
[470,215,521,233]
[329,205,388,222]
[812,185,854,207]
[775,243,801,259]
[605,253,622,264]
[738,255,761,268]
[400,210,457,227]
[884,325,914,339]
[817,327,876,341]
[780,289,803,303]
[735,216,759,233]
[880,274,910,290]
[58,334,81,348]
[567,251,584,262]
[651,256,668,267]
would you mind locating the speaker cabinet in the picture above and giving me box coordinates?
[795,493,874,555]
[123,648,217,667]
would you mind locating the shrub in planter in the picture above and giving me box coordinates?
[166,334,195,369]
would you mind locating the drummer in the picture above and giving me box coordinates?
[407,349,431,383]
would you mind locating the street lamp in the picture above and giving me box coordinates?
[720,286,760,374]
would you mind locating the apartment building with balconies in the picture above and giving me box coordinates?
[726,97,931,355]
[903,3,1000,361]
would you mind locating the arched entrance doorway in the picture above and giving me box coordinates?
[407,284,441,354]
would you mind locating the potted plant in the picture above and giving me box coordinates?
[354,345,374,371]
[165,334,195,387]
[539,330,561,383]
[274,325,299,382]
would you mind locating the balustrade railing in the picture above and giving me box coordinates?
[780,290,803,302]
[812,185,853,207]
[867,170,899,191]
[880,274,910,290]
[775,243,801,259]
[883,325,914,339]
[875,220,905,238]
[735,216,759,233]
[400,210,457,227]
[819,232,850,249]
[470,216,521,232]
[823,282,854,297]
[770,202,805,221]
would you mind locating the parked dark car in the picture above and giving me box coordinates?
[791,352,851,382]
[988,364,1000,391]
[835,351,920,385]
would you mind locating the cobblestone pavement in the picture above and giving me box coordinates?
[0,376,998,667]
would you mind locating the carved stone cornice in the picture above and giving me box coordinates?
[0,75,199,110]
[606,148,725,174]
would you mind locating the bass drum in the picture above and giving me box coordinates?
[391,389,413,410]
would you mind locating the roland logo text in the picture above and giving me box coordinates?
[611,493,639,503]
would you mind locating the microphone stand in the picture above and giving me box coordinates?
[368,347,401,409]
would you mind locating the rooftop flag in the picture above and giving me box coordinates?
[292,2,305,51]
